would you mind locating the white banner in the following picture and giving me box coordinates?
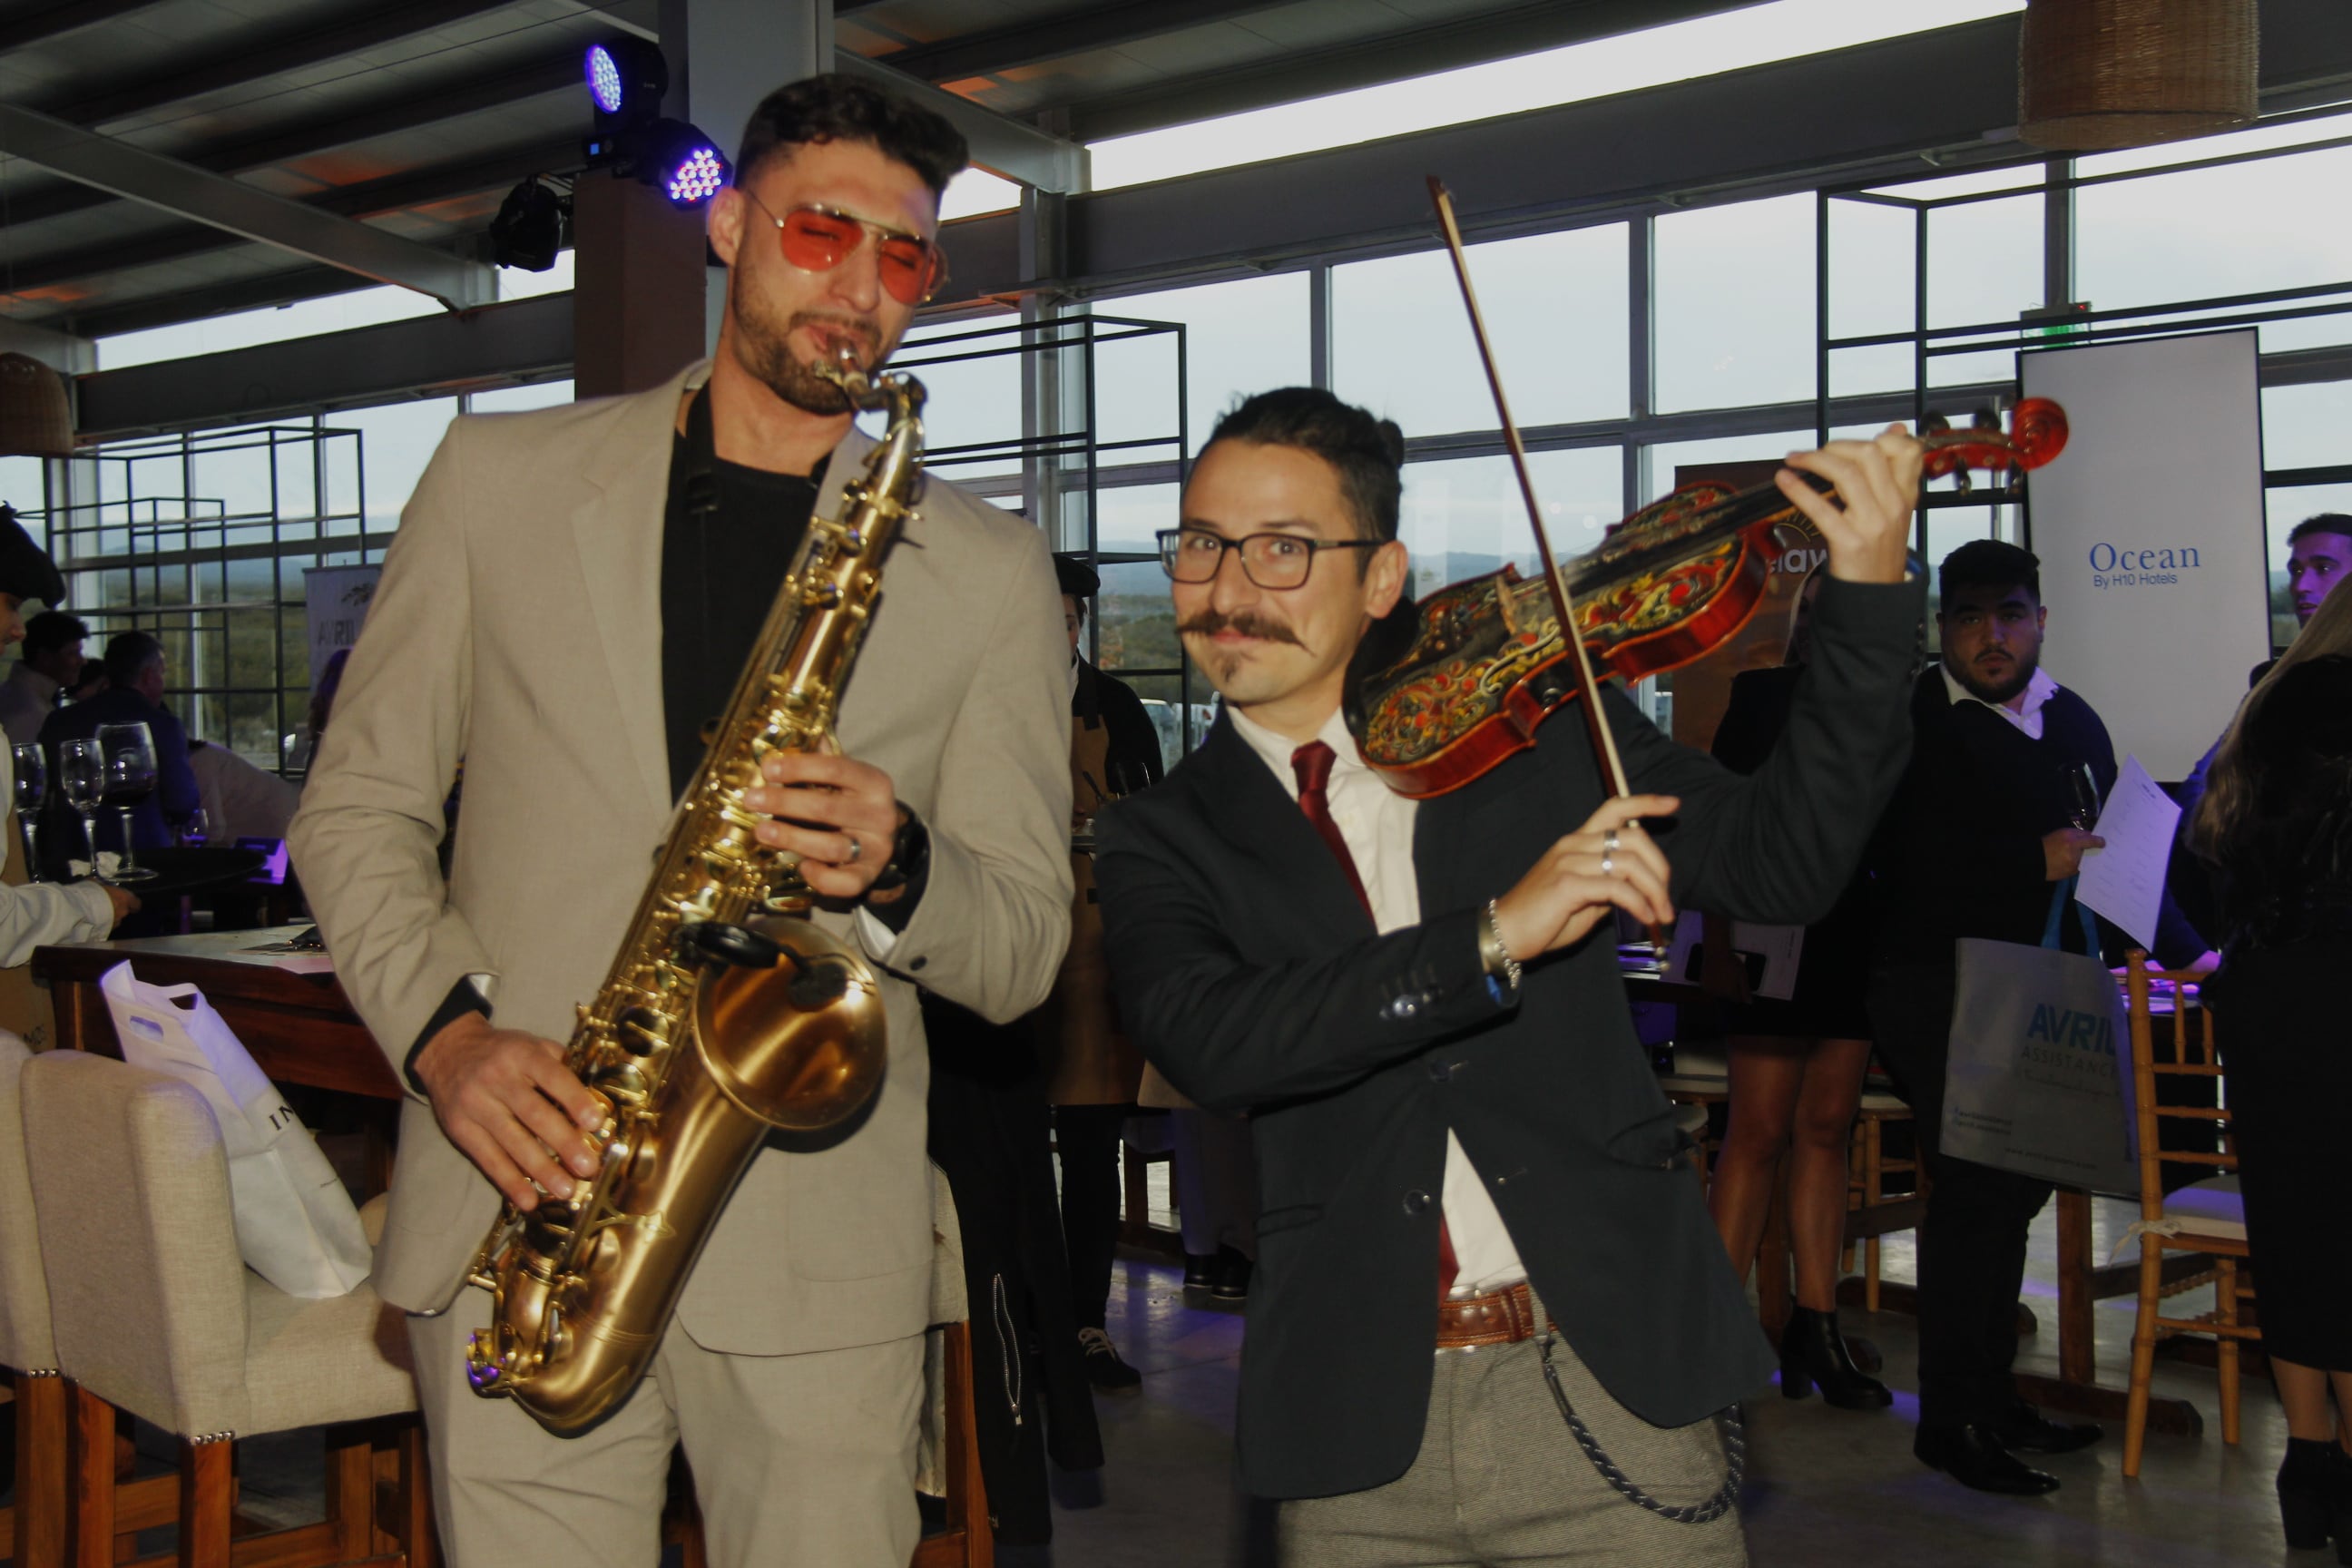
[302,565,380,688]
[2019,332,2270,779]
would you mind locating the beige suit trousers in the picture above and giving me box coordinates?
[411,1292,924,1568]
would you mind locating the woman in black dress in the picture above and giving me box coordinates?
[2193,587,2352,1553]
[1706,567,1889,1409]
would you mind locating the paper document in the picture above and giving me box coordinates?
[2074,754,2181,952]
[1662,910,1805,1000]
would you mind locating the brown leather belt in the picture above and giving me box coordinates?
[1435,1280,1552,1349]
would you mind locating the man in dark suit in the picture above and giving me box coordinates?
[1867,540,2213,1497]
[38,630,201,855]
[1095,387,1925,1563]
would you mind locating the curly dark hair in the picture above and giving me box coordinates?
[1206,387,1406,549]
[735,74,969,199]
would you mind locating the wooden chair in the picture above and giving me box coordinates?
[0,1034,179,1568]
[1841,1085,1927,1314]
[2121,956,2256,1478]
[20,1049,433,1568]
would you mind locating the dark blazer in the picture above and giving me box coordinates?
[1095,576,1924,1500]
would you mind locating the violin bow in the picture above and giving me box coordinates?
[1426,177,1637,808]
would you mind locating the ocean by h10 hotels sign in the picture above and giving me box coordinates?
[2019,330,2270,779]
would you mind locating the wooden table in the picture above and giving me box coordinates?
[32,926,398,1102]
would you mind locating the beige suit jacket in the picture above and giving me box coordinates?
[289,359,1073,1355]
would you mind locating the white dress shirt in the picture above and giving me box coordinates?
[1939,662,2060,740]
[1227,704,1527,1297]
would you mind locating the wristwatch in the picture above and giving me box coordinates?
[868,806,929,896]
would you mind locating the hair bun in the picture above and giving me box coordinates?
[1375,418,1406,469]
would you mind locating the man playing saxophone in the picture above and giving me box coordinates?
[289,74,1072,1568]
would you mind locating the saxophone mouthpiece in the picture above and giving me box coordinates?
[815,339,890,409]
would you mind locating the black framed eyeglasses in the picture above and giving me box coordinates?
[1156,526,1382,590]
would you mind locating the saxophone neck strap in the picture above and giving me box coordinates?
[683,383,720,521]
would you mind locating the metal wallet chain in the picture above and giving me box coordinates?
[1534,1328,1744,1525]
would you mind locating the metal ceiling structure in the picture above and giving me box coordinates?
[0,0,1772,347]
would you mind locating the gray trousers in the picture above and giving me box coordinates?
[409,1289,925,1568]
[1279,1331,1746,1567]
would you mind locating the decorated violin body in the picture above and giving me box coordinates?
[1347,400,2070,799]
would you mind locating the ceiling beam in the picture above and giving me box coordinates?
[0,316,93,375]
[42,0,525,130]
[834,53,1087,192]
[871,0,1290,83]
[0,103,494,309]
[1,138,577,302]
[0,0,173,53]
[0,54,583,232]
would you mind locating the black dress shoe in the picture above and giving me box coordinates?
[1182,1253,1216,1291]
[1778,1306,1892,1410]
[1212,1245,1252,1301]
[1991,1401,2103,1454]
[1915,1423,2062,1495]
[1078,1327,1143,1392]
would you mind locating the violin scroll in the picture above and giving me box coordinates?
[1916,397,2069,485]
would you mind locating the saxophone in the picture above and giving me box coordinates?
[463,355,926,1434]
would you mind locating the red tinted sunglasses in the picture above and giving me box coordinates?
[740,191,948,306]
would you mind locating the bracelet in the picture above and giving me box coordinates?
[1479,899,1523,992]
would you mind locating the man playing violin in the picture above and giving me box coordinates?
[1095,387,1926,1563]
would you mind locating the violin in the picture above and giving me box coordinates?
[1343,179,2070,802]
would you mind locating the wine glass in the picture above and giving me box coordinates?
[57,739,104,874]
[10,743,44,882]
[95,723,159,884]
[2067,762,2102,832]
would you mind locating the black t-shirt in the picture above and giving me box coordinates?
[659,432,824,799]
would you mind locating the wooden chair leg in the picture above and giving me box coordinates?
[2217,1259,2242,1447]
[10,1371,69,1568]
[371,1419,437,1568]
[2122,1246,2165,1479]
[175,1438,230,1568]
[323,1426,375,1562]
[68,1387,116,1568]
[943,1321,991,1568]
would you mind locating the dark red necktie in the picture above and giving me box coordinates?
[1291,740,1460,1297]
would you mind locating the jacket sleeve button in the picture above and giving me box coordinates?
[1426,1059,1450,1083]
[1402,1190,1431,1217]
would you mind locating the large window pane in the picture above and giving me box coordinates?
[2078,142,2352,352]
[0,458,44,524]
[1091,482,1178,554]
[1096,274,1310,457]
[2262,381,2352,473]
[1657,195,1814,412]
[328,400,459,537]
[894,319,1024,483]
[1334,226,1628,436]
[1398,447,1622,600]
[1927,193,2042,387]
[1828,199,1916,397]
[97,284,442,371]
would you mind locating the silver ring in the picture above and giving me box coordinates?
[1602,830,1622,855]
[1600,855,1616,877]
[846,835,862,865]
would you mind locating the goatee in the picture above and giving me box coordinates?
[729,270,878,416]
[1955,654,2037,706]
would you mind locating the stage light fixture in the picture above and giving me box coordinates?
[583,36,667,127]
[490,177,570,271]
[640,119,730,209]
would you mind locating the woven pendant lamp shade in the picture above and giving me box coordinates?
[0,353,74,457]
[2020,0,2258,151]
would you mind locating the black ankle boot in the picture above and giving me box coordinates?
[1779,1305,1893,1410]
[2276,1437,2352,1554]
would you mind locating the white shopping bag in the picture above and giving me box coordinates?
[1941,883,2141,1197]
[100,960,371,1298]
